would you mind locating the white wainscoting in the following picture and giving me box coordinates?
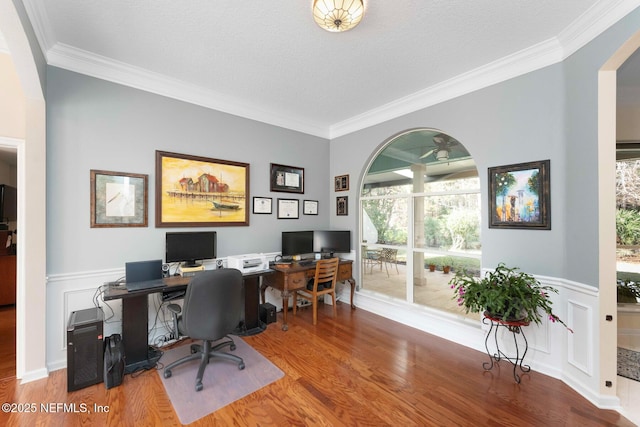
[44,259,611,410]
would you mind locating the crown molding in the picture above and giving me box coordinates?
[22,0,640,140]
[557,0,640,57]
[331,1,640,139]
[329,37,564,139]
[21,0,54,59]
[47,43,329,138]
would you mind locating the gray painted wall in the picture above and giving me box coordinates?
[331,64,566,278]
[329,7,640,289]
[563,7,640,286]
[46,7,640,286]
[46,67,331,274]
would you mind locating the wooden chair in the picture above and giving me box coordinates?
[293,257,339,325]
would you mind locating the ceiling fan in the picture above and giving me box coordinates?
[419,133,460,161]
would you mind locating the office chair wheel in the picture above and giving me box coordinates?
[164,369,172,378]
[238,362,245,370]
[230,343,236,351]
[195,382,203,392]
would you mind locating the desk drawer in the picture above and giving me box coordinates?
[286,271,308,290]
[337,264,352,281]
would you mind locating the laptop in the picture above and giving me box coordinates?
[125,259,166,292]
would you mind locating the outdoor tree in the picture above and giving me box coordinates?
[494,172,516,220]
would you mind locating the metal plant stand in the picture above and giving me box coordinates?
[482,311,530,383]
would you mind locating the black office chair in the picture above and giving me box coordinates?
[163,269,245,391]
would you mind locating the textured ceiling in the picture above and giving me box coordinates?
[12,1,640,137]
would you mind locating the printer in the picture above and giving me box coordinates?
[227,253,269,274]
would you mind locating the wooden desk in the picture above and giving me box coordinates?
[261,259,355,331]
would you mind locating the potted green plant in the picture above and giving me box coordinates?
[450,263,572,330]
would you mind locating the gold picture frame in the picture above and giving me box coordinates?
[156,151,250,227]
[90,169,148,228]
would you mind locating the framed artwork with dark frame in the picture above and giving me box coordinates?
[90,169,148,228]
[303,200,318,215]
[155,150,250,227]
[253,197,272,214]
[270,163,304,194]
[335,174,349,191]
[336,196,348,216]
[488,159,550,230]
[277,198,299,219]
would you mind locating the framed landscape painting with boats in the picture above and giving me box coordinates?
[156,151,250,227]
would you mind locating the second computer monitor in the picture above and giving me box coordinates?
[313,230,351,256]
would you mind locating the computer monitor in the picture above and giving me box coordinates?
[165,231,217,267]
[281,231,314,258]
[313,230,351,257]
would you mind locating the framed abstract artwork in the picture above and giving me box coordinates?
[488,160,550,229]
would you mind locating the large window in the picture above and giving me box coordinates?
[360,129,480,318]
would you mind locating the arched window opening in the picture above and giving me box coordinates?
[360,129,481,318]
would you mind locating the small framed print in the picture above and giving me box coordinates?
[335,174,349,191]
[253,197,272,214]
[90,169,148,227]
[270,163,304,194]
[303,200,318,215]
[336,196,348,216]
[277,198,299,219]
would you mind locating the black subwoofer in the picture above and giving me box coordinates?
[67,307,104,392]
[260,303,276,325]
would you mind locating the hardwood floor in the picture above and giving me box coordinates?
[0,305,15,380]
[0,302,634,426]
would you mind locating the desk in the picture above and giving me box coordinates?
[261,259,355,331]
[103,269,272,373]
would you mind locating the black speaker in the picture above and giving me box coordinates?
[67,307,104,392]
[260,303,276,325]
[162,263,170,278]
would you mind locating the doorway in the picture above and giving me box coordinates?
[598,29,640,424]
[0,143,17,379]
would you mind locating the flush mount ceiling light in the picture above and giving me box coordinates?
[313,0,364,33]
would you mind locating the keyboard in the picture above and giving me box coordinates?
[126,279,166,292]
[162,290,186,301]
[298,260,316,266]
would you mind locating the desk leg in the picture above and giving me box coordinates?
[347,278,356,309]
[122,294,161,373]
[280,291,290,331]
